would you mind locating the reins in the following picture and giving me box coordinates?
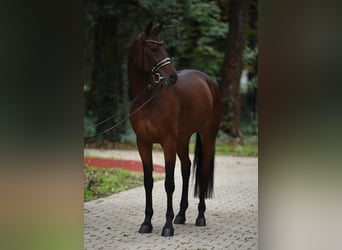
[84,82,163,141]
[85,82,152,130]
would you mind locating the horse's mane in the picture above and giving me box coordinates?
[128,34,141,67]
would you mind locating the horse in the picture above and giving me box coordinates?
[128,21,222,237]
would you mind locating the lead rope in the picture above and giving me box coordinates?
[84,83,153,131]
[84,83,163,140]
[99,83,163,135]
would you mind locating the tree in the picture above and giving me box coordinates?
[219,0,250,138]
[84,0,142,142]
[166,0,228,79]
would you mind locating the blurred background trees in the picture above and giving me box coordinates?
[84,0,258,146]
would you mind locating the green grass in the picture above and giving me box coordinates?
[215,141,258,156]
[84,167,164,202]
[85,137,258,157]
[153,141,257,157]
[187,141,257,157]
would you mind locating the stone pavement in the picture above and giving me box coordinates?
[84,150,258,250]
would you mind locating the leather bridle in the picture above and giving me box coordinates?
[141,38,172,85]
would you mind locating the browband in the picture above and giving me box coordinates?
[144,39,164,45]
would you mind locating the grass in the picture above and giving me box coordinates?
[152,140,257,157]
[214,141,258,156]
[187,141,257,157]
[84,167,164,202]
[85,135,258,157]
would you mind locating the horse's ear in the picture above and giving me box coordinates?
[145,21,153,36]
[152,22,163,35]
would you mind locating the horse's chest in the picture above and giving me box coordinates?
[132,118,162,141]
[130,98,178,141]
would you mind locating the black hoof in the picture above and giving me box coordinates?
[161,226,174,237]
[195,217,206,226]
[139,223,153,234]
[174,215,186,224]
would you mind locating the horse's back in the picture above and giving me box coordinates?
[176,69,221,109]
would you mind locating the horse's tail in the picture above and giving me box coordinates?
[193,133,215,199]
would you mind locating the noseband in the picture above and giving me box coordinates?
[151,57,171,84]
[142,38,172,85]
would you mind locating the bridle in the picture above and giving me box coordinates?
[151,57,171,84]
[141,37,172,86]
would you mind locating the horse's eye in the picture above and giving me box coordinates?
[151,47,159,53]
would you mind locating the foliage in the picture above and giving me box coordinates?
[163,0,228,80]
[243,46,258,90]
[84,116,96,138]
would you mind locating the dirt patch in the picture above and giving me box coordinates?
[84,157,165,173]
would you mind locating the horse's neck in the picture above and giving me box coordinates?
[128,64,151,99]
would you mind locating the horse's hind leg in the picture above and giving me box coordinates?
[174,136,191,224]
[161,137,177,236]
[195,131,216,227]
[137,139,154,234]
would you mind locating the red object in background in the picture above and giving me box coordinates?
[84,157,165,173]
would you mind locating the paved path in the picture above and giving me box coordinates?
[84,150,258,249]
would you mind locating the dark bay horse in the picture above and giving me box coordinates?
[128,22,221,237]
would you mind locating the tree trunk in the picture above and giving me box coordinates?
[91,16,122,142]
[220,0,250,138]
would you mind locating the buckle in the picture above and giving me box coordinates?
[152,72,164,83]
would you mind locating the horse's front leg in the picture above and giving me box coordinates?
[137,139,154,234]
[161,138,177,237]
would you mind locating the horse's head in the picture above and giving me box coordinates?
[135,21,178,86]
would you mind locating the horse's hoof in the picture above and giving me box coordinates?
[161,226,174,237]
[139,223,153,234]
[174,215,186,224]
[195,217,206,226]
